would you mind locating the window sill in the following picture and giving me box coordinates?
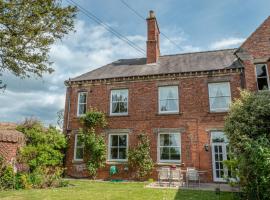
[156,112,182,116]
[157,162,182,166]
[107,114,130,117]
[106,160,128,165]
[72,160,84,164]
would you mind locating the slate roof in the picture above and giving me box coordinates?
[0,123,24,143]
[70,48,242,82]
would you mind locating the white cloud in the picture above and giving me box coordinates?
[0,19,202,126]
[209,37,245,50]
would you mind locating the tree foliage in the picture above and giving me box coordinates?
[128,133,154,180]
[224,90,270,199]
[0,0,77,82]
[17,119,66,171]
[79,109,107,178]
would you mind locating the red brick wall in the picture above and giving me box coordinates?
[239,16,270,91]
[64,73,242,182]
[0,141,20,163]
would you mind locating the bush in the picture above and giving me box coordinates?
[79,110,107,178]
[128,134,154,180]
[224,90,270,199]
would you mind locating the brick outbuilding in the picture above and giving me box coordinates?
[0,123,24,167]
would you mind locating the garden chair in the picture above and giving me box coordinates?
[170,168,183,187]
[186,168,200,188]
[158,167,170,186]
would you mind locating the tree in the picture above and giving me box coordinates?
[57,109,64,129]
[224,90,270,200]
[0,0,77,86]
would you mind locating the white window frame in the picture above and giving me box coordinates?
[208,82,231,112]
[158,86,179,114]
[74,134,84,161]
[255,64,270,91]
[108,133,128,162]
[157,132,181,163]
[110,89,129,116]
[77,92,87,117]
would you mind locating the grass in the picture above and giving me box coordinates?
[0,180,237,200]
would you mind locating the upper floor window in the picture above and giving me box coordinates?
[208,82,231,112]
[77,92,87,116]
[158,86,179,114]
[74,134,84,161]
[108,134,128,161]
[256,64,269,91]
[158,133,181,163]
[110,89,128,115]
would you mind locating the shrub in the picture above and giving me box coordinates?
[128,134,154,180]
[224,90,270,199]
[79,110,107,178]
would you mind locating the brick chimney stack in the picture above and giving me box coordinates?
[146,10,160,64]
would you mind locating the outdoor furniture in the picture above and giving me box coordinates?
[170,168,183,186]
[158,167,170,186]
[186,168,200,188]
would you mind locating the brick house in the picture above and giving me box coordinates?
[63,11,270,182]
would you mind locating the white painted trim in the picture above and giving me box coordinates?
[158,85,179,114]
[77,92,87,117]
[208,82,231,112]
[108,133,128,162]
[210,131,229,182]
[109,89,129,116]
[73,134,84,161]
[255,63,270,91]
[157,132,181,164]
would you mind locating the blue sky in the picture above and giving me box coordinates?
[0,0,270,126]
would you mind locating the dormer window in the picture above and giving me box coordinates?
[256,64,269,91]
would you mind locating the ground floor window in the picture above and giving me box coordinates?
[108,134,128,161]
[158,133,181,163]
[74,134,84,161]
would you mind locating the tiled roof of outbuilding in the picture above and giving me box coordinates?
[70,48,242,82]
[0,123,24,143]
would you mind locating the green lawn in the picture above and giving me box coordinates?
[0,180,237,200]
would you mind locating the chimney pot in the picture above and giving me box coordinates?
[149,10,155,18]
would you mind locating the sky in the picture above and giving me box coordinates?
[0,0,270,127]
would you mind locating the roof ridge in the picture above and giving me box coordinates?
[160,48,238,57]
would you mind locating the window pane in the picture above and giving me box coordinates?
[160,147,170,160]
[78,104,86,115]
[256,64,267,77]
[160,134,170,146]
[170,147,180,160]
[119,102,128,113]
[79,93,86,103]
[111,102,119,113]
[110,147,118,159]
[170,134,180,146]
[76,135,84,147]
[210,97,231,111]
[76,148,83,160]
[159,86,178,100]
[118,148,127,159]
[119,135,127,146]
[209,83,230,98]
[257,78,269,90]
[111,135,118,146]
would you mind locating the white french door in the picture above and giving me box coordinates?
[212,142,229,182]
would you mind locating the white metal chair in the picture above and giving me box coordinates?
[186,168,200,188]
[158,167,170,186]
[170,168,183,187]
